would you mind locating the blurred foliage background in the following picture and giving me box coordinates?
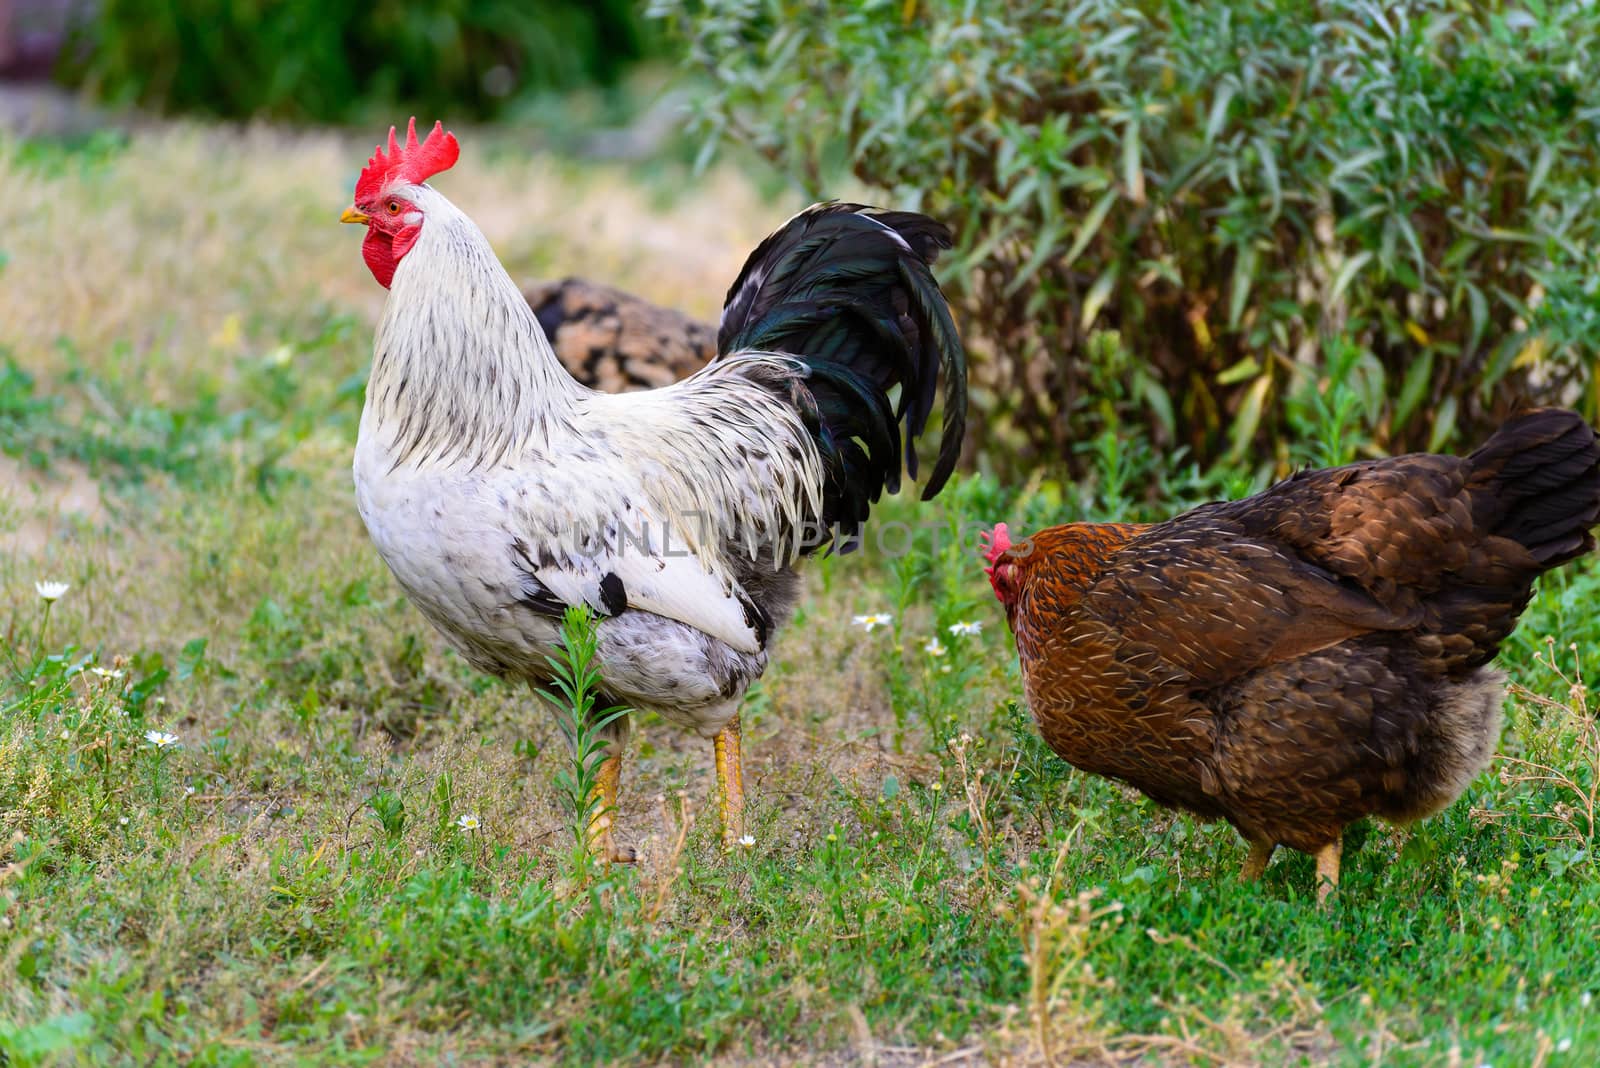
[20,0,1600,481]
[655,0,1600,478]
[53,0,655,121]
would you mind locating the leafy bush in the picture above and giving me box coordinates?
[58,0,653,122]
[657,0,1600,474]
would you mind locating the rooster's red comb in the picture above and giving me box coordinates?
[979,523,1012,566]
[355,118,460,202]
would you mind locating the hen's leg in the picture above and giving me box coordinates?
[586,711,636,864]
[1314,838,1342,904]
[713,714,746,847]
[1240,839,1275,881]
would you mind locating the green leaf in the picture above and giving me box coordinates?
[1328,251,1374,306]
[1080,266,1119,331]
[1060,188,1118,271]
[1121,117,1144,204]
[1394,349,1434,427]
[1205,82,1236,142]
[1428,395,1459,452]
[1228,244,1257,330]
[177,638,208,681]
[1252,135,1281,218]
[1330,147,1386,182]
[1227,374,1272,461]
[0,1012,93,1061]
[1004,217,1066,296]
[1135,371,1176,437]
[1217,356,1262,386]
[1466,283,1489,352]
[1528,142,1555,200]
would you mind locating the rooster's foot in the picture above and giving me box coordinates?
[713,714,746,848]
[588,752,637,864]
[601,843,638,865]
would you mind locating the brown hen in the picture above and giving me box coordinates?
[983,409,1600,900]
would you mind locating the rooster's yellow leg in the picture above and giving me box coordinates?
[713,714,746,847]
[587,752,637,864]
[1240,839,1275,882]
[1314,838,1342,904]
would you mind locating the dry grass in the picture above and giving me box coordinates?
[0,122,766,389]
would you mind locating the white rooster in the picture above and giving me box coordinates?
[340,119,967,859]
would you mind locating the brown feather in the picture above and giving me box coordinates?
[998,408,1600,867]
[524,278,715,392]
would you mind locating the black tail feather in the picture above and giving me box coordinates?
[1468,408,1600,568]
[718,202,968,542]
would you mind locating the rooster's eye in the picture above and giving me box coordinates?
[386,201,402,216]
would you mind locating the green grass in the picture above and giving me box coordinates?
[2,125,1597,1066]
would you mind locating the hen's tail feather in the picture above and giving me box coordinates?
[718,202,968,539]
[1467,408,1600,569]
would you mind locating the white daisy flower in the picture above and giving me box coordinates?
[947,620,983,637]
[90,666,125,680]
[118,816,129,826]
[35,581,69,602]
[455,814,481,831]
[924,637,947,657]
[60,729,71,741]
[851,613,893,633]
[144,730,179,750]
[738,835,755,848]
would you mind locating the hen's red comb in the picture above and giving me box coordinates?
[355,118,460,202]
[979,523,1012,566]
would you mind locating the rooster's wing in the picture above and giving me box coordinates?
[509,494,770,657]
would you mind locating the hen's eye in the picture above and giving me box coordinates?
[386,200,402,216]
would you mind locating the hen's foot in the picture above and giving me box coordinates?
[1240,840,1275,882]
[1315,838,1342,904]
[713,714,746,848]
[588,752,637,865]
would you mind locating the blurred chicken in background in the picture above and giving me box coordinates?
[523,277,715,392]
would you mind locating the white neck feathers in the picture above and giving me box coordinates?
[366,186,582,469]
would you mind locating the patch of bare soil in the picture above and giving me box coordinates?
[0,454,105,555]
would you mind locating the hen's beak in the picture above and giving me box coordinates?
[340,206,370,225]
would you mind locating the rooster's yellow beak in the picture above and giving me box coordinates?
[340,206,370,225]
